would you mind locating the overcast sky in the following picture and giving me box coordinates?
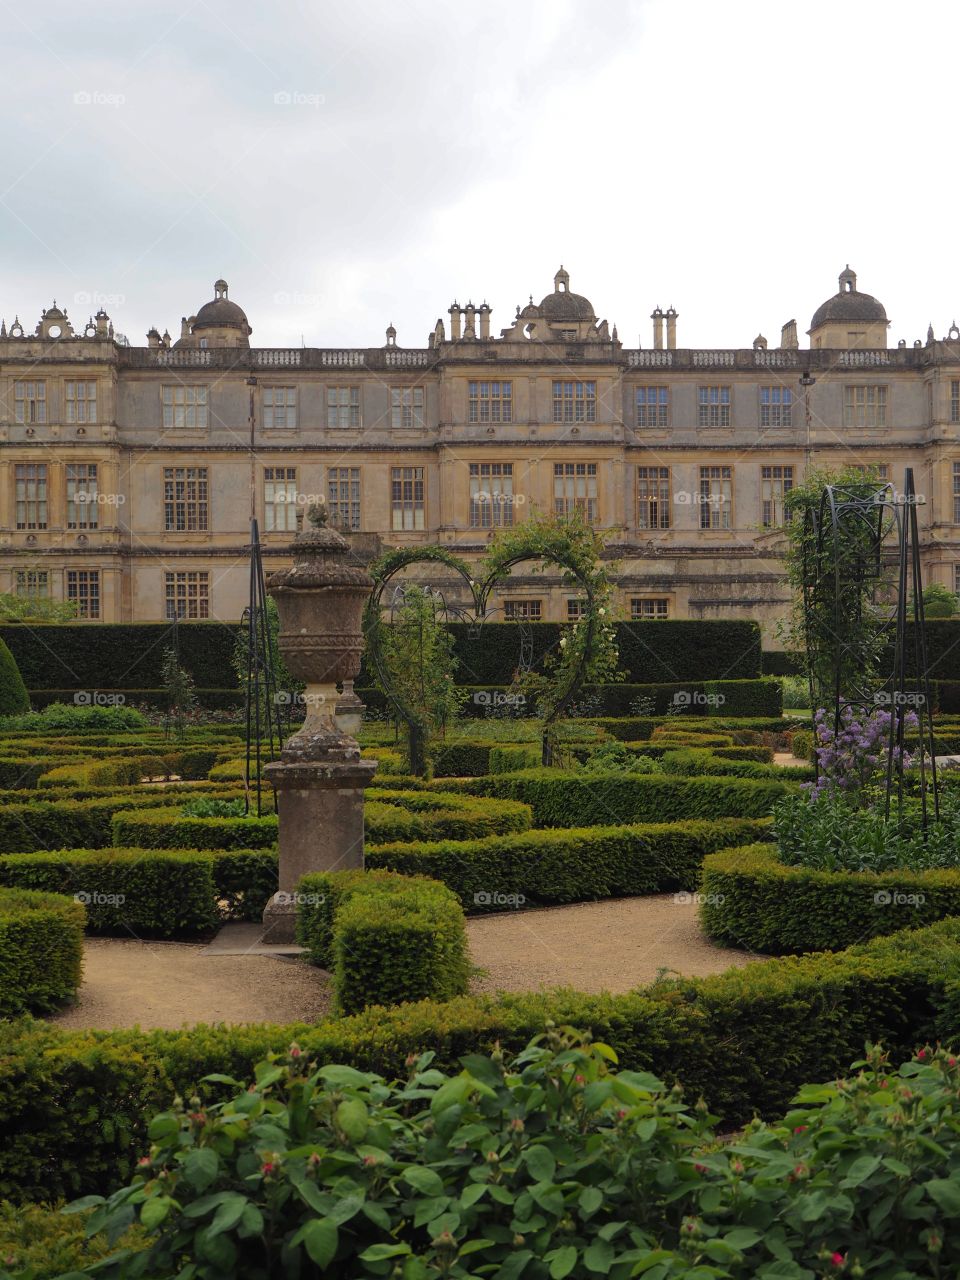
[1,0,957,352]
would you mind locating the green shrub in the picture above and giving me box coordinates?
[61,1036,960,1280]
[701,842,960,954]
[429,741,492,776]
[6,918,960,1202]
[0,756,80,789]
[711,744,774,762]
[703,677,783,717]
[0,1200,144,1277]
[658,748,812,781]
[488,744,540,773]
[0,702,147,732]
[297,869,470,1013]
[651,727,735,747]
[0,636,29,716]
[434,770,795,826]
[0,887,84,1014]
[0,850,217,937]
[368,816,773,909]
[581,740,663,774]
[790,727,815,760]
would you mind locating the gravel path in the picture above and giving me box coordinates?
[47,938,334,1031]
[45,897,755,1030]
[467,895,757,995]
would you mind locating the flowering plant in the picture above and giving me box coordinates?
[807,706,916,806]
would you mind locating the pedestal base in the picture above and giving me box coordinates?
[262,755,379,943]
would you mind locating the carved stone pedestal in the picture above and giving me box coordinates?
[258,504,379,945]
[261,753,378,943]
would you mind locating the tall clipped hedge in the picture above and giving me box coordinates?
[0,622,239,691]
[2,619,763,693]
[0,637,29,715]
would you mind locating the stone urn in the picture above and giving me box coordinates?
[266,503,372,762]
[261,503,378,943]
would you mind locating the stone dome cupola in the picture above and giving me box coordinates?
[538,265,597,324]
[808,265,888,349]
[176,279,252,348]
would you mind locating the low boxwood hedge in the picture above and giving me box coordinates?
[430,771,795,827]
[5,917,960,1202]
[701,842,960,954]
[0,847,277,936]
[0,887,85,1015]
[703,677,783,717]
[0,789,245,853]
[488,744,541,773]
[296,868,470,1014]
[429,741,492,777]
[368,816,773,909]
[111,790,531,850]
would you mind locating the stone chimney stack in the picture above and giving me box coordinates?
[147,327,160,349]
[651,307,665,350]
[780,319,799,350]
[665,306,678,350]
[463,302,476,339]
[448,302,462,341]
[478,302,491,340]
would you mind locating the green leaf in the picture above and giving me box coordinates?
[927,1178,960,1215]
[239,1203,264,1237]
[431,1076,473,1115]
[200,1073,240,1086]
[461,1183,488,1208]
[579,1186,603,1217]
[841,1155,881,1187]
[61,1196,106,1215]
[797,1190,832,1222]
[723,1227,762,1250]
[403,1259,430,1280]
[183,1147,219,1192]
[335,1098,369,1143]
[459,1238,496,1256]
[584,1239,615,1274]
[298,1218,339,1267]
[319,1064,375,1087]
[359,1242,413,1261]
[207,1193,247,1238]
[140,1195,174,1231]
[549,1245,578,1278]
[405,1165,446,1197]
[147,1114,179,1141]
[329,1195,365,1225]
[458,1053,504,1088]
[525,1146,557,1184]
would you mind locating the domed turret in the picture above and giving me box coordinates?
[176,279,252,348]
[808,266,888,349]
[538,266,596,323]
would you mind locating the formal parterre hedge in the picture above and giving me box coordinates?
[0,848,278,935]
[111,790,532,851]
[0,887,85,1015]
[701,841,960,954]
[5,917,960,1203]
[367,816,773,910]
[431,770,796,826]
[296,868,470,1014]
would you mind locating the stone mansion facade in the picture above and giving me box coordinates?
[3,265,960,637]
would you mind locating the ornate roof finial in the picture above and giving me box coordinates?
[307,500,328,529]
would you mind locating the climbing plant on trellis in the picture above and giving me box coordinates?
[363,514,618,772]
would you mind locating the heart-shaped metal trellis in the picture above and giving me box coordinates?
[362,544,599,769]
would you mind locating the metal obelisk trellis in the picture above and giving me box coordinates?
[242,518,284,816]
[801,467,938,828]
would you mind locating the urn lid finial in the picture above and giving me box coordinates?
[307,501,328,530]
